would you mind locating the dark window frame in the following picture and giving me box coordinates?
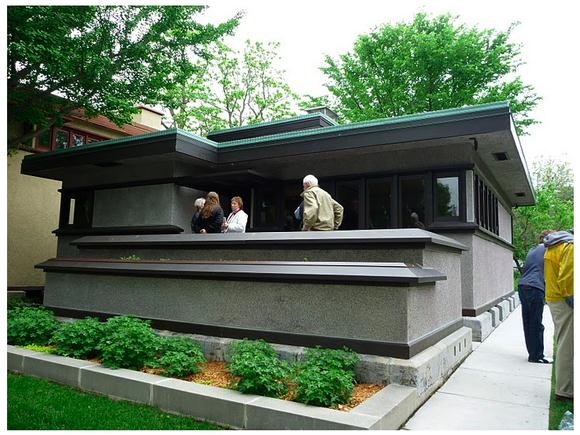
[433,171,464,222]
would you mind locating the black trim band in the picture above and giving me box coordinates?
[53,225,184,236]
[47,306,463,359]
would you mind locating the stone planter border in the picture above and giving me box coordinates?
[8,345,417,430]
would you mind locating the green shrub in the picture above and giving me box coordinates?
[293,366,355,407]
[293,346,359,407]
[8,306,59,345]
[301,346,359,372]
[97,316,159,369]
[51,317,105,359]
[227,339,289,398]
[155,336,206,377]
[23,344,56,353]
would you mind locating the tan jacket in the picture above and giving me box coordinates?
[301,186,344,231]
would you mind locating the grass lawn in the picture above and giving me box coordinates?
[8,373,224,430]
[548,345,574,430]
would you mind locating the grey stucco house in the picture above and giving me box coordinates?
[21,101,533,357]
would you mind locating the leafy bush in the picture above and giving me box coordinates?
[227,339,289,398]
[8,306,59,345]
[293,347,359,407]
[97,316,160,369]
[51,317,105,359]
[301,346,359,372]
[23,344,56,353]
[155,336,206,377]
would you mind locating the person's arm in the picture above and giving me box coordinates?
[302,190,317,230]
[227,211,248,233]
[332,199,344,229]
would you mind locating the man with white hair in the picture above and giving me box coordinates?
[301,174,344,231]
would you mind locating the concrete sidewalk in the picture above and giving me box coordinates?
[404,304,554,430]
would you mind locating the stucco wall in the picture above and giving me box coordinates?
[93,184,201,230]
[498,202,512,243]
[448,232,513,312]
[407,248,463,340]
[45,272,429,344]
[7,151,60,286]
[471,235,513,309]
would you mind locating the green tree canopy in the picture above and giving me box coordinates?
[160,40,299,134]
[322,13,540,135]
[7,6,240,150]
[513,159,574,266]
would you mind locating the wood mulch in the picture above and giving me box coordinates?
[141,361,383,412]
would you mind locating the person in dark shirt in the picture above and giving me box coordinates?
[193,191,224,234]
[190,197,205,233]
[518,230,554,363]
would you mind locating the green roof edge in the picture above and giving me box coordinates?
[24,127,219,161]
[207,112,338,136]
[24,101,510,160]
[217,101,510,148]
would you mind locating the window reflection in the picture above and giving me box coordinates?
[367,178,391,229]
[400,177,425,229]
[436,177,459,218]
[336,180,361,230]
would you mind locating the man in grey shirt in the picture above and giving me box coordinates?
[517,230,553,364]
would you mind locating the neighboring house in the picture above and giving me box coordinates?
[7,105,164,293]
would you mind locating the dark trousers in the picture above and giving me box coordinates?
[518,285,545,361]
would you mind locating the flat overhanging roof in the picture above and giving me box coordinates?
[21,101,535,206]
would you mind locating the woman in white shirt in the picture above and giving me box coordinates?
[222,196,248,233]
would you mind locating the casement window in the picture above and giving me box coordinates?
[399,175,427,229]
[53,128,105,150]
[434,174,461,221]
[366,177,393,229]
[474,174,499,235]
[59,190,94,229]
[34,127,106,152]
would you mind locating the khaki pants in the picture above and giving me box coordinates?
[548,300,574,398]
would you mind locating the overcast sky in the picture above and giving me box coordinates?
[202,0,579,170]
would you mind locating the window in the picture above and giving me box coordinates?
[367,177,392,229]
[55,130,69,149]
[253,187,279,230]
[335,179,362,230]
[435,176,460,219]
[474,174,499,235]
[400,176,426,229]
[44,128,106,151]
[59,190,94,229]
[283,184,303,231]
[71,133,85,147]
